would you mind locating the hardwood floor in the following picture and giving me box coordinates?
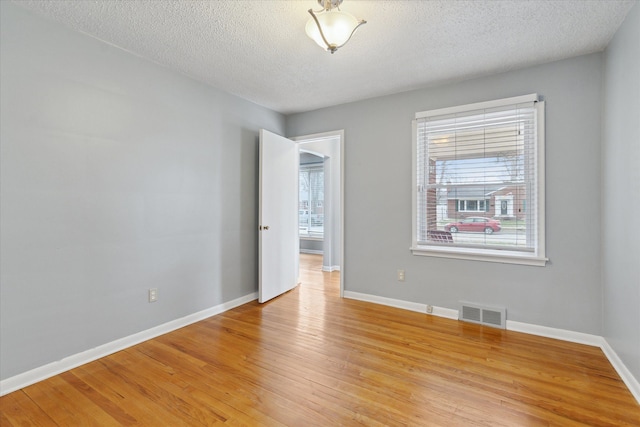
[1,253,639,426]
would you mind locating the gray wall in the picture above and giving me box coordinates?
[287,53,604,335]
[2,0,637,388]
[602,4,640,382]
[0,3,284,380]
[300,239,324,253]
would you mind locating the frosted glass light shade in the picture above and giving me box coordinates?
[305,9,360,50]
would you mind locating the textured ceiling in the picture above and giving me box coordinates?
[12,0,637,114]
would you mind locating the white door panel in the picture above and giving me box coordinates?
[259,129,299,303]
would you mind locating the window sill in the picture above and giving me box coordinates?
[411,245,548,267]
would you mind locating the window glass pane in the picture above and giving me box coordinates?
[415,100,539,253]
[299,169,310,233]
[299,165,324,237]
[309,168,324,235]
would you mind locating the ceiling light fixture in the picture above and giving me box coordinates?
[305,0,367,54]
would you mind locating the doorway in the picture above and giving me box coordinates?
[292,130,344,297]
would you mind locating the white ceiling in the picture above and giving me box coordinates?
[12,0,636,114]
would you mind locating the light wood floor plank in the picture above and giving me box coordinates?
[1,254,639,426]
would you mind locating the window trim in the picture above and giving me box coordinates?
[411,95,547,266]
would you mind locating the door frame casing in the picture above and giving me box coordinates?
[292,130,345,298]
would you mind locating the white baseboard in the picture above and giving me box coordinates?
[505,320,603,347]
[343,290,640,405]
[344,291,427,314]
[507,321,639,403]
[322,265,341,272]
[343,291,458,319]
[3,290,638,406]
[0,292,258,397]
[430,305,459,320]
[600,338,640,404]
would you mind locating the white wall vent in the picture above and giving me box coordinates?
[459,301,506,329]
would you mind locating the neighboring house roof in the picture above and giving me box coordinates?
[446,183,524,199]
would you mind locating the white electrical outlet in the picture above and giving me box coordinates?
[397,269,405,281]
[148,288,158,303]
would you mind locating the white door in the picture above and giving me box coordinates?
[259,129,299,303]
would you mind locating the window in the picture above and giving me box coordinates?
[458,199,489,212]
[412,94,547,266]
[299,165,324,237]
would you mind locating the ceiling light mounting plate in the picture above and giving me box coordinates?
[317,0,344,10]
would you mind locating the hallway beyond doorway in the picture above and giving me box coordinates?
[299,253,340,297]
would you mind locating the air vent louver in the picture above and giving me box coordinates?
[459,301,506,329]
[462,305,481,322]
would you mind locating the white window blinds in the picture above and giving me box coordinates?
[413,94,546,264]
[299,165,324,237]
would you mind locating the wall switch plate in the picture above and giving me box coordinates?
[148,288,158,303]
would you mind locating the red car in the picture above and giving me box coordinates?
[444,217,501,234]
